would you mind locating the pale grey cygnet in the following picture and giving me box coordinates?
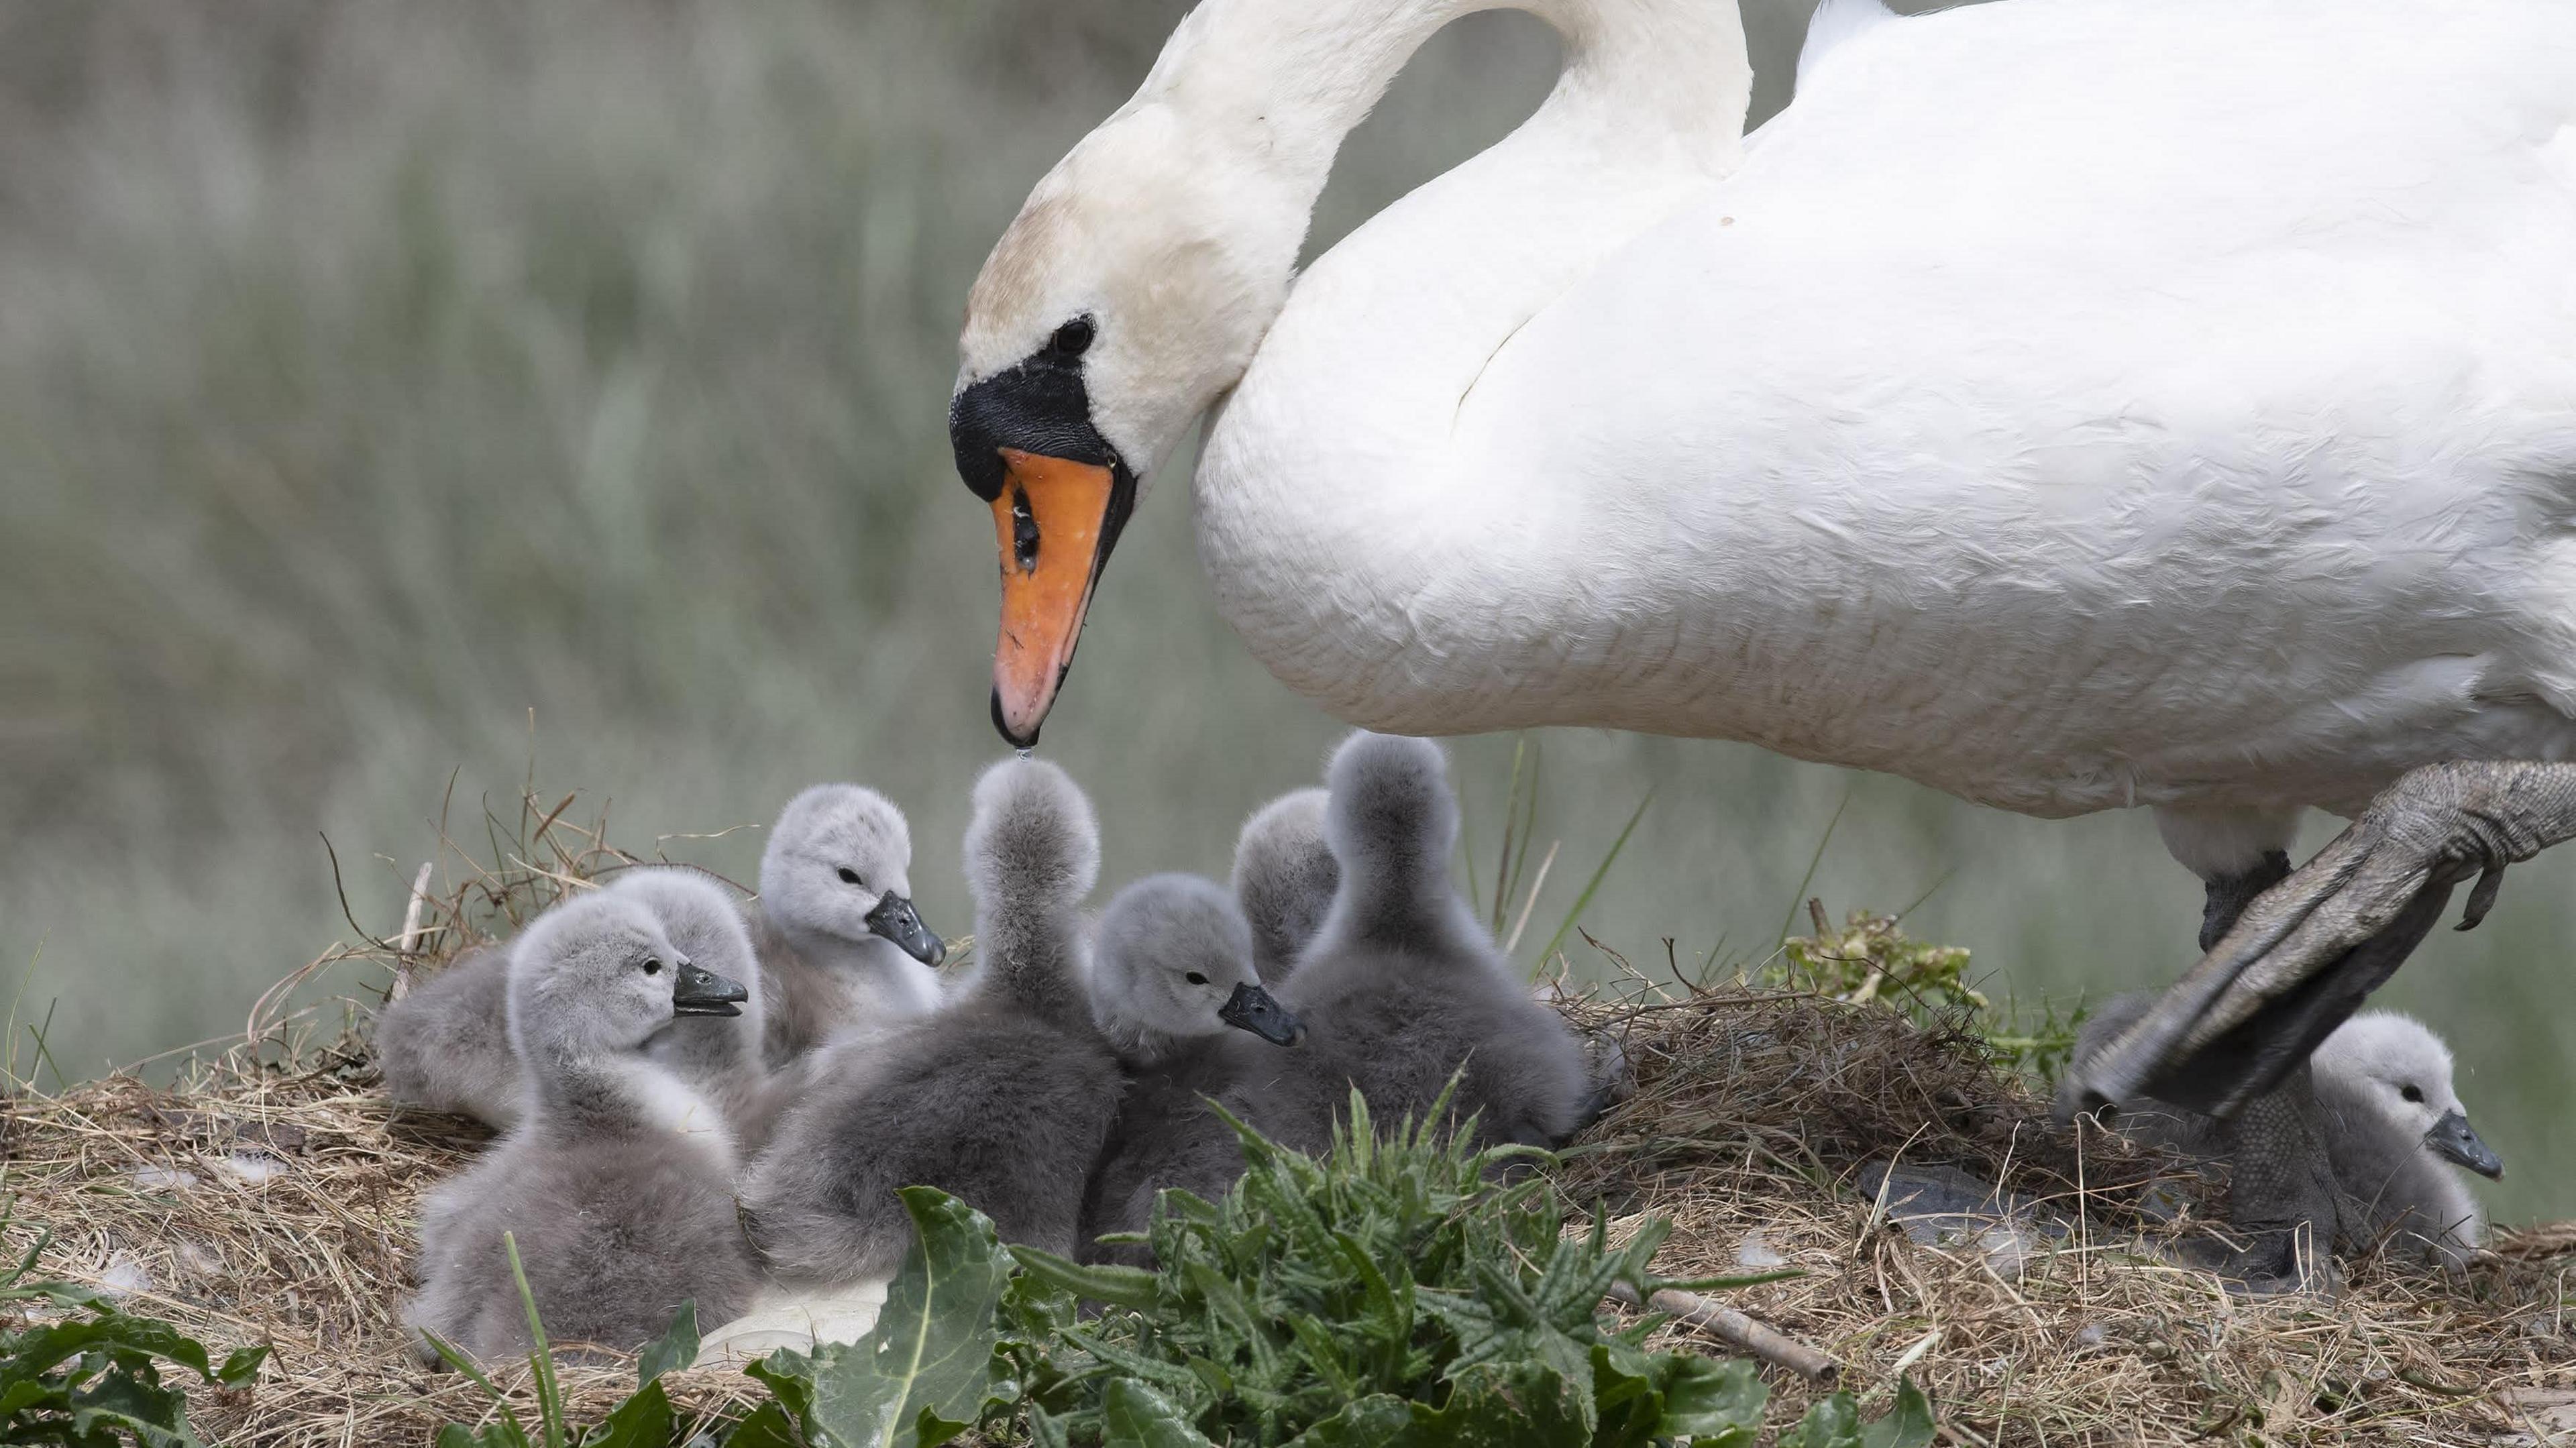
[1230,787,1337,985]
[1230,732,1589,1154]
[376,945,521,1130]
[2312,1011,2499,1268]
[743,757,1126,1286]
[752,784,949,1066]
[406,893,759,1363]
[2068,997,2498,1271]
[1077,874,1305,1263]
[608,867,784,1150]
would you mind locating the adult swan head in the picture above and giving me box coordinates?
[949,0,1751,751]
[951,0,2576,1275]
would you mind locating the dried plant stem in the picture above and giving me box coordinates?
[1608,1280,1840,1383]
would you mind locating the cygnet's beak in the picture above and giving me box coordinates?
[671,961,749,1018]
[865,892,947,966]
[2424,1108,2504,1179]
[1218,981,1306,1048]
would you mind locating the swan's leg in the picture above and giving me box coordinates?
[2152,805,2300,952]
[2075,762,2576,1120]
[2086,806,2332,1291]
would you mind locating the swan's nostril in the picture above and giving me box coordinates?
[1011,488,1040,573]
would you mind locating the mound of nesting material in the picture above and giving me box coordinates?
[1,972,2569,1447]
[0,1015,764,1446]
[1556,983,2576,1446]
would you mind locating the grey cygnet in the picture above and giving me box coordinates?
[608,867,785,1150]
[752,783,949,1065]
[377,944,521,1129]
[1231,732,1589,1154]
[406,893,759,1362]
[742,757,1126,1284]
[1077,873,1305,1263]
[1231,787,1337,985]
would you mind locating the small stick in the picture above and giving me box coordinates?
[390,862,434,1001]
[1607,1282,1839,1383]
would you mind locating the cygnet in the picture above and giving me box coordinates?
[608,867,782,1149]
[1077,873,1305,1263]
[1233,732,1589,1153]
[1230,787,1337,985]
[377,945,521,1129]
[406,893,758,1361]
[743,757,1125,1284]
[2312,1011,2500,1267]
[752,784,948,1066]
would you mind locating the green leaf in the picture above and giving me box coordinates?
[3,1315,216,1383]
[804,1186,1013,1448]
[1099,1380,1219,1448]
[1777,1392,1863,1448]
[1279,1396,1416,1447]
[1654,1352,1767,1445]
[1861,1377,1937,1448]
[718,1400,806,1448]
[211,1345,268,1387]
[1007,1246,1159,1312]
[636,1301,699,1388]
[575,1380,672,1448]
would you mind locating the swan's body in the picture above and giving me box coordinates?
[1205,0,2576,823]
[406,895,757,1361]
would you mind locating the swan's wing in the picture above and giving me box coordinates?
[1794,0,1899,94]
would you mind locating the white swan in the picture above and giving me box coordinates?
[949,0,2576,1124]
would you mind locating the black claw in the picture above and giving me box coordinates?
[2454,865,2506,932]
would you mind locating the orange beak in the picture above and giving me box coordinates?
[989,448,1116,746]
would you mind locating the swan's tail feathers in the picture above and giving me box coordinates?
[1796,0,1900,95]
[692,1278,892,1367]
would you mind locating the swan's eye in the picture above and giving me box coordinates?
[1185,971,1208,986]
[642,957,663,977]
[838,867,865,888]
[2400,1084,2424,1103]
[1049,317,1095,357]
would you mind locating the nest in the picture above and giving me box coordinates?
[1,797,2568,1447]
[1557,982,2576,1445]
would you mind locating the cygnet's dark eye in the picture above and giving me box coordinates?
[642,957,663,977]
[838,867,865,888]
[2400,1084,2424,1103]
[1049,317,1095,358]
[1185,971,1209,986]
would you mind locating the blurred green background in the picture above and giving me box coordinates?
[0,1,2565,1221]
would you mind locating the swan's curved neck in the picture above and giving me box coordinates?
[1145,0,1746,221]
[1186,0,1747,728]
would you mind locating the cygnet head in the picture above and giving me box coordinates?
[963,756,1102,915]
[762,784,945,966]
[1231,787,1336,985]
[506,895,748,1065]
[607,867,765,1036]
[2314,1012,2504,1180]
[1093,874,1304,1061]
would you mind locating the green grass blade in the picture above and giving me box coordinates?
[1534,787,1653,972]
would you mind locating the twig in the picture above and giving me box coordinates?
[390,862,435,1001]
[1607,1281,1839,1383]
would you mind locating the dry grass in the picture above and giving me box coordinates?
[1558,979,2576,1446]
[1,800,2567,1445]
